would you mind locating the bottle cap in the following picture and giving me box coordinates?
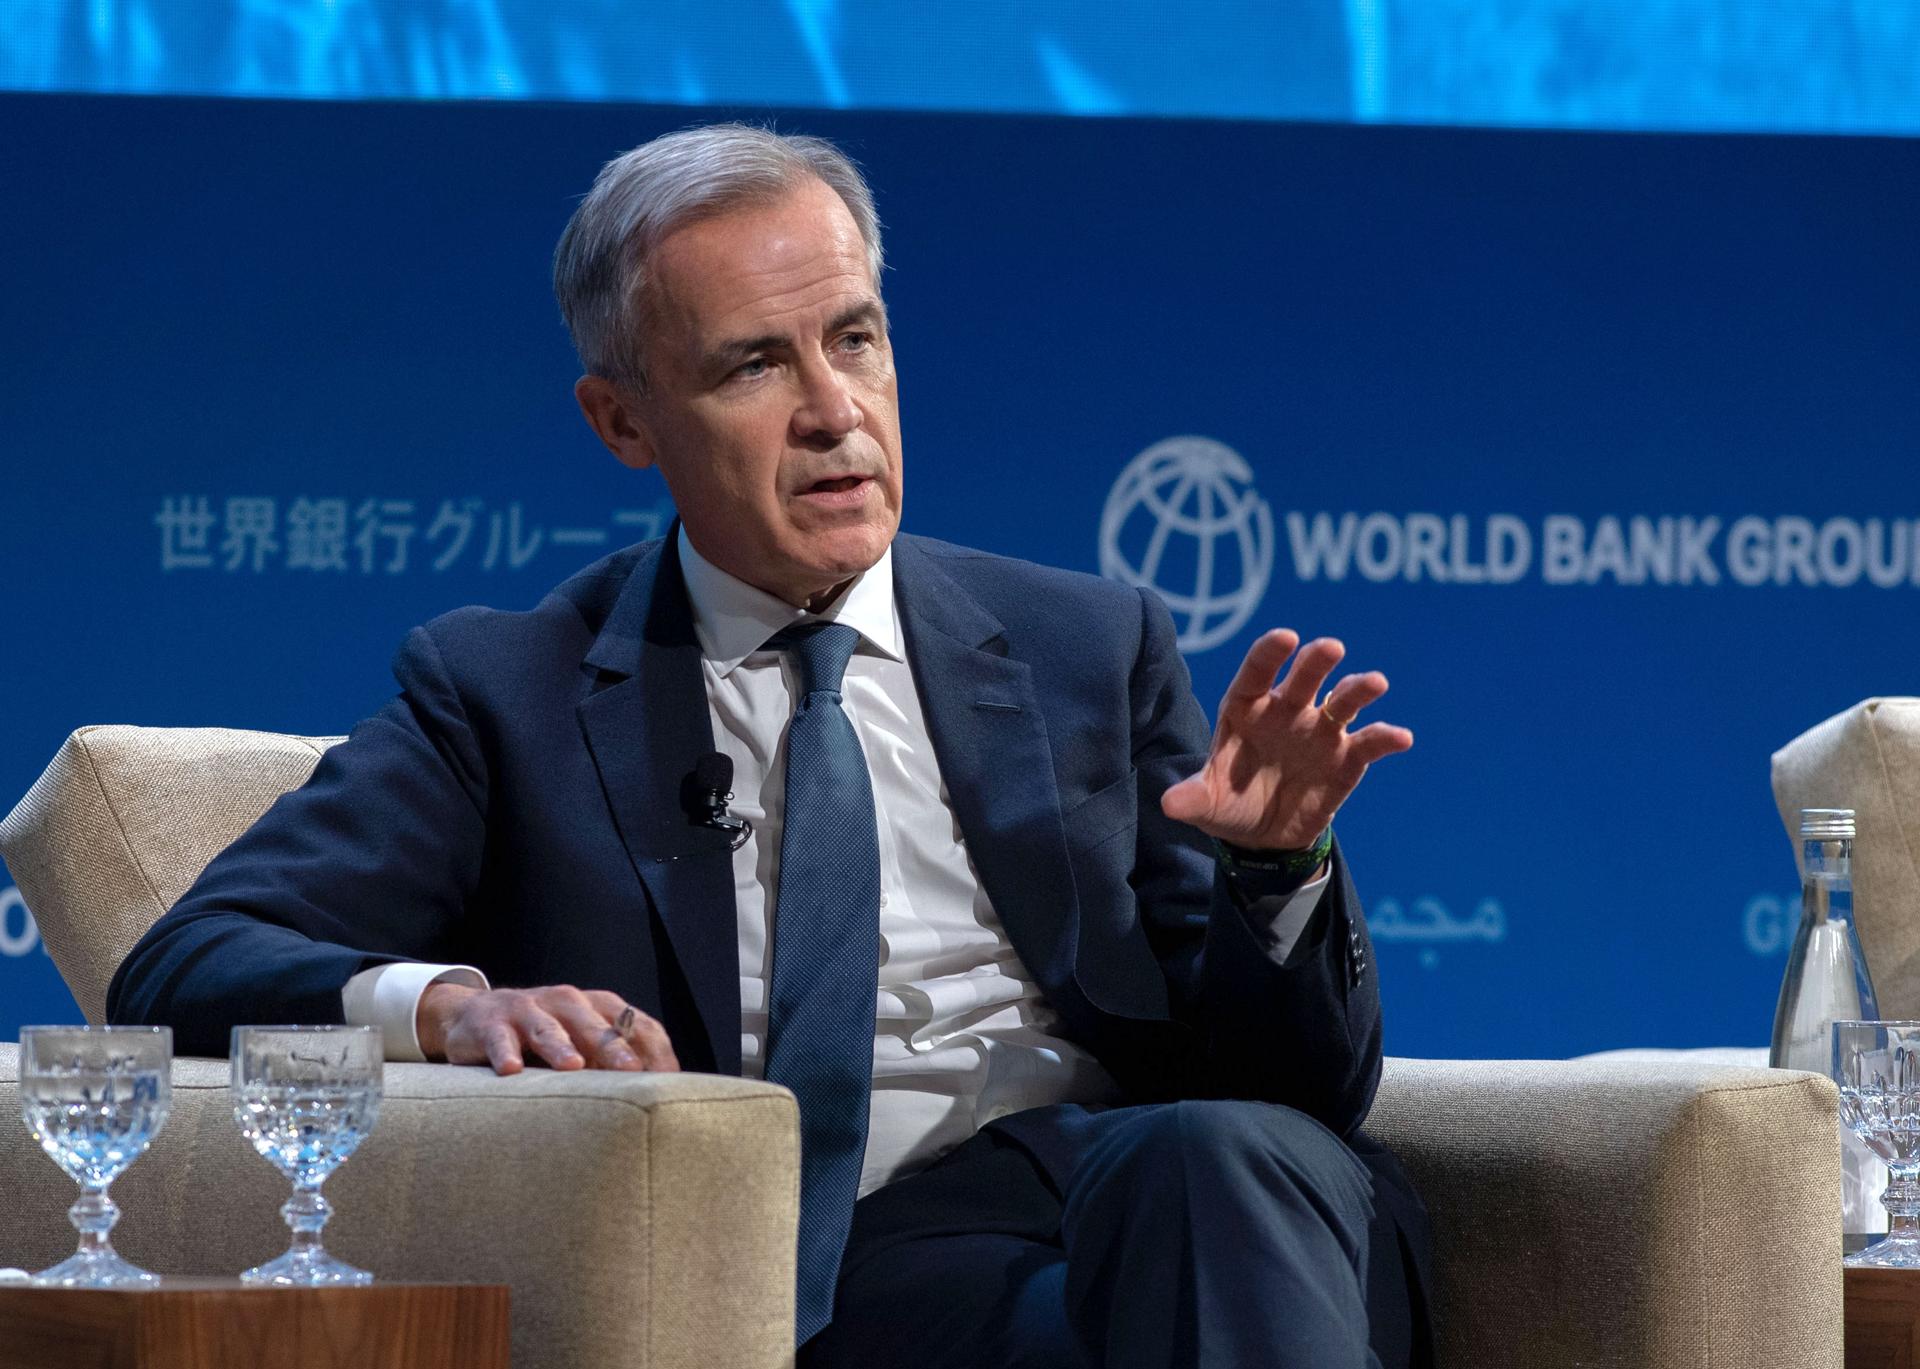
[1800,807,1856,839]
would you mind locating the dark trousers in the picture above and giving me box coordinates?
[800,1100,1422,1369]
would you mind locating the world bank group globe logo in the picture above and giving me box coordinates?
[1099,436,1275,653]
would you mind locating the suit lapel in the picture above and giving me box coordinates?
[578,535,742,1076]
[893,539,1083,1000]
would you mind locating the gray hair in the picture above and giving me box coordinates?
[553,123,885,391]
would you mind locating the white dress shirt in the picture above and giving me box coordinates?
[345,531,1328,1195]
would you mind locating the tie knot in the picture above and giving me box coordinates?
[769,621,861,697]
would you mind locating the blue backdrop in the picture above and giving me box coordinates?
[3,92,1917,1058]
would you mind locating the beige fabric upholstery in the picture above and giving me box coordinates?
[0,725,343,1023]
[1772,697,1920,1018]
[1370,1057,1842,1369]
[0,1046,799,1369]
[0,726,1849,1366]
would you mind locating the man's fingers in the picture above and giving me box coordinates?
[1272,638,1345,713]
[624,1011,681,1072]
[1222,629,1300,704]
[579,1017,644,1072]
[1321,671,1389,728]
[585,990,631,1019]
[430,986,682,1074]
[542,988,649,1071]
[482,1021,524,1075]
[515,1004,586,1070]
[579,992,646,1070]
[439,1003,523,1074]
[1160,773,1211,825]
[1346,722,1415,766]
[535,986,628,1069]
[590,1025,644,1071]
[573,990,678,1072]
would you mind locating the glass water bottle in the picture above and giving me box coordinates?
[1770,807,1881,1071]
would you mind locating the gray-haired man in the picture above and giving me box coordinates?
[112,123,1431,1367]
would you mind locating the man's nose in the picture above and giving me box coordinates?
[791,360,863,443]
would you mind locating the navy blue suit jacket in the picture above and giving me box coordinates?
[108,532,1426,1317]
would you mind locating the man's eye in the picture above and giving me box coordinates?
[733,358,769,379]
[838,332,872,352]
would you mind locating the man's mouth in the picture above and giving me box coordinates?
[804,475,866,495]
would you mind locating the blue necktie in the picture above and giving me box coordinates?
[762,622,881,1345]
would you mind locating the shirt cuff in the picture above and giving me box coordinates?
[1243,869,1332,961]
[341,962,489,1063]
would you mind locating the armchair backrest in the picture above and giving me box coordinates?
[0,726,343,1023]
[1772,697,1920,1020]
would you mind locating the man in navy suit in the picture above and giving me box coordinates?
[111,124,1429,1367]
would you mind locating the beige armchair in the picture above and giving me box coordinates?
[1,726,1844,1368]
[1773,696,1920,1021]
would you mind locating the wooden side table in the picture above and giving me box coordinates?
[1848,1267,1920,1369]
[0,1279,509,1369]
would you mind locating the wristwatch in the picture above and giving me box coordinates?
[1212,827,1333,895]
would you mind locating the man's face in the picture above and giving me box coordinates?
[583,176,903,609]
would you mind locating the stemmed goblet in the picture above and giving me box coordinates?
[230,1025,383,1286]
[19,1025,172,1287]
[1833,1019,1920,1267]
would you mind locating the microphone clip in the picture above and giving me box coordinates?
[704,804,752,852]
[684,753,753,851]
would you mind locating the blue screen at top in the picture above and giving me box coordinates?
[2,0,1917,136]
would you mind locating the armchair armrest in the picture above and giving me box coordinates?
[0,1046,800,1369]
[1371,1056,1841,1369]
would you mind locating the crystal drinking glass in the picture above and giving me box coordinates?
[18,1025,172,1287]
[230,1025,383,1286]
[1833,1019,1920,1267]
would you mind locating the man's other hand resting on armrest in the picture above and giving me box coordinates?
[416,982,682,1075]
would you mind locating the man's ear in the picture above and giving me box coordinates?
[575,374,657,471]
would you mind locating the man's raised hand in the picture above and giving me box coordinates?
[1160,628,1413,853]
[416,983,681,1076]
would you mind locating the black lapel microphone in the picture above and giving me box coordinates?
[683,752,753,850]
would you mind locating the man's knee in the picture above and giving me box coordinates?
[1059,1101,1382,1365]
[1173,1099,1348,1166]
[1071,1101,1374,1237]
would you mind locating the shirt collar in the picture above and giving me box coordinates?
[677,525,904,676]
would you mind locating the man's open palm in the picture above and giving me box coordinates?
[1161,629,1413,852]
